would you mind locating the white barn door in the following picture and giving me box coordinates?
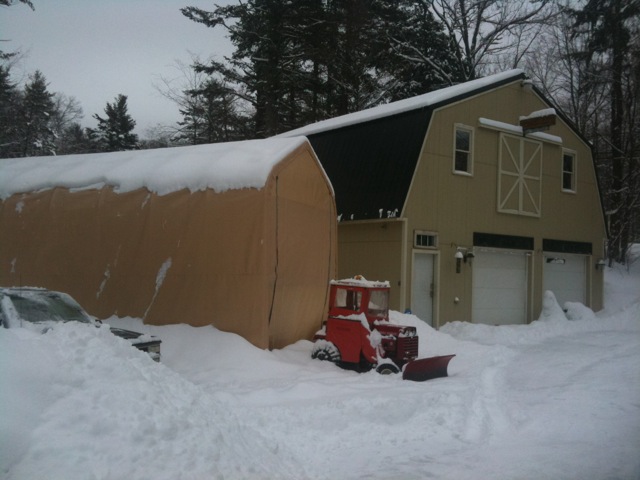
[472,250,527,325]
[412,252,434,326]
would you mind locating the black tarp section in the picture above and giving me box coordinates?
[307,108,431,221]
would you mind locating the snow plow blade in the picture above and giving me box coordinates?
[402,354,456,382]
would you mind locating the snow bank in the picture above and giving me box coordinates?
[0,323,303,480]
[0,137,308,199]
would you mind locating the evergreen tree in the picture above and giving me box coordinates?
[323,0,383,115]
[184,0,311,137]
[177,78,248,145]
[0,65,20,157]
[17,70,55,157]
[370,1,463,100]
[182,0,461,137]
[56,122,94,155]
[89,94,139,151]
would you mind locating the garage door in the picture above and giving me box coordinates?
[472,250,527,325]
[543,255,586,308]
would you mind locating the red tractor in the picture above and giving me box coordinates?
[311,277,455,381]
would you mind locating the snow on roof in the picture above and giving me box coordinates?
[0,137,309,200]
[478,118,562,144]
[279,69,525,137]
[519,108,556,121]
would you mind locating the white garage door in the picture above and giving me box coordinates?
[472,250,527,325]
[543,255,586,308]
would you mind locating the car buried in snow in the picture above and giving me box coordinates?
[0,287,161,362]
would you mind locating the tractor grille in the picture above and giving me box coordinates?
[397,336,419,361]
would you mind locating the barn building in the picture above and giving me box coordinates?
[282,69,607,327]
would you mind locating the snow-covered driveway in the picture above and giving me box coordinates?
[2,263,639,479]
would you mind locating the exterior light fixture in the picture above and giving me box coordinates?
[455,249,464,273]
[464,251,475,264]
[595,258,607,270]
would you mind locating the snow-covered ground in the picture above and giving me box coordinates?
[2,249,639,480]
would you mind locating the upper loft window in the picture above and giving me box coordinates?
[562,150,577,192]
[454,124,473,175]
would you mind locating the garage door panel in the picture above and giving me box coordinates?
[475,268,525,289]
[473,287,523,307]
[543,255,586,307]
[475,306,525,325]
[473,251,527,325]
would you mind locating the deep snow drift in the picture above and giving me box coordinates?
[1,251,639,479]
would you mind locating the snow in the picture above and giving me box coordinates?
[2,249,639,479]
[279,69,525,137]
[478,117,563,144]
[0,137,309,199]
[330,276,390,288]
[519,108,556,121]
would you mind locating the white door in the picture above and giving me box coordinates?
[472,251,527,325]
[543,255,586,308]
[412,252,434,326]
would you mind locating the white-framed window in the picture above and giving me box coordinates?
[453,124,474,175]
[562,149,577,192]
[414,231,438,249]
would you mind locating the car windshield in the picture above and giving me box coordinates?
[8,293,91,324]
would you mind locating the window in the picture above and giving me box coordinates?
[334,288,362,311]
[454,125,473,174]
[368,289,389,318]
[562,150,576,192]
[414,231,438,249]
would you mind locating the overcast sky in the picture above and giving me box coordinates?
[2,0,234,136]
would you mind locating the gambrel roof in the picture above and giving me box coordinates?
[281,70,528,220]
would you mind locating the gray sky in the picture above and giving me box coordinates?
[2,0,234,136]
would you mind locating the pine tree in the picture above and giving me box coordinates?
[177,78,247,145]
[182,0,463,136]
[372,1,463,99]
[17,70,55,157]
[57,123,94,155]
[0,65,20,157]
[89,94,139,151]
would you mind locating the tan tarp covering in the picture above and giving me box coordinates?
[0,142,336,349]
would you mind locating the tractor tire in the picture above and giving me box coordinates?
[311,341,341,363]
[376,363,400,375]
